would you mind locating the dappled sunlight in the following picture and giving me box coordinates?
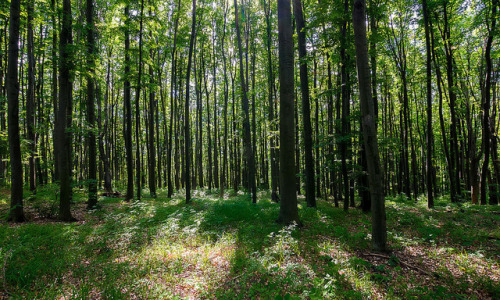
[0,191,498,298]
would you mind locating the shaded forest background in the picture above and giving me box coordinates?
[0,0,499,220]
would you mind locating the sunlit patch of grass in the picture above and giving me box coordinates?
[0,189,499,299]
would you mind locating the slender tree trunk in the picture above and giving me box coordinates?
[293,0,315,207]
[234,0,256,203]
[124,5,134,201]
[27,0,36,192]
[352,0,386,251]
[442,2,461,202]
[56,0,75,221]
[148,49,156,198]
[277,0,301,225]
[185,0,197,203]
[263,0,279,202]
[7,0,24,222]
[51,0,59,182]
[135,0,145,200]
[422,0,434,208]
[86,0,98,208]
[168,0,181,197]
[340,0,350,211]
[221,6,229,196]
[481,0,498,205]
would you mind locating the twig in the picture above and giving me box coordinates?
[363,252,435,277]
[231,272,246,281]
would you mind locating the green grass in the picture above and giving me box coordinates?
[0,188,499,299]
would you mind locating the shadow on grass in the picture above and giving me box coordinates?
[0,190,498,299]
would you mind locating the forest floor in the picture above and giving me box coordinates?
[0,186,499,299]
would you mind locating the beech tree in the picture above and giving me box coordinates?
[352,0,386,251]
[277,0,301,225]
[7,0,24,222]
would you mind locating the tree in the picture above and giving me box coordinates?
[27,0,36,192]
[234,0,257,203]
[293,0,315,208]
[86,0,98,209]
[277,0,301,225]
[185,0,197,204]
[352,0,386,251]
[480,0,498,205]
[124,4,134,201]
[56,0,75,221]
[7,0,24,222]
[422,0,434,208]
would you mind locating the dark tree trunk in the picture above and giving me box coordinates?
[124,5,134,201]
[56,0,75,221]
[168,0,181,198]
[442,2,461,202]
[340,0,350,211]
[422,0,434,208]
[51,0,59,182]
[27,0,36,192]
[481,0,498,205]
[185,0,197,203]
[135,0,145,200]
[221,5,229,196]
[234,0,256,203]
[353,0,386,251]
[148,50,156,198]
[7,0,25,222]
[293,0,315,207]
[263,0,279,202]
[277,0,301,225]
[86,0,98,208]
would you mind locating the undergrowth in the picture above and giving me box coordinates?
[0,189,498,299]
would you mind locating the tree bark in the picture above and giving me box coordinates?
[293,0,315,207]
[56,0,75,221]
[27,0,36,192]
[422,0,434,208]
[353,0,386,251]
[234,0,257,203]
[480,0,498,205]
[277,0,301,225]
[124,5,134,201]
[185,0,197,203]
[7,0,24,222]
[86,0,98,208]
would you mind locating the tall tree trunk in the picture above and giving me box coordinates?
[480,0,498,205]
[221,5,229,196]
[352,0,386,251]
[277,0,301,225]
[56,0,75,221]
[293,0,315,207]
[263,0,279,202]
[27,0,36,192]
[124,5,134,201]
[234,0,256,203]
[86,0,98,208]
[51,0,59,182]
[340,0,350,211]
[148,49,156,198]
[422,0,434,208]
[7,0,24,222]
[185,0,197,203]
[442,2,461,202]
[168,0,181,197]
[135,0,145,200]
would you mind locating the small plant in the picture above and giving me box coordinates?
[28,184,60,218]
